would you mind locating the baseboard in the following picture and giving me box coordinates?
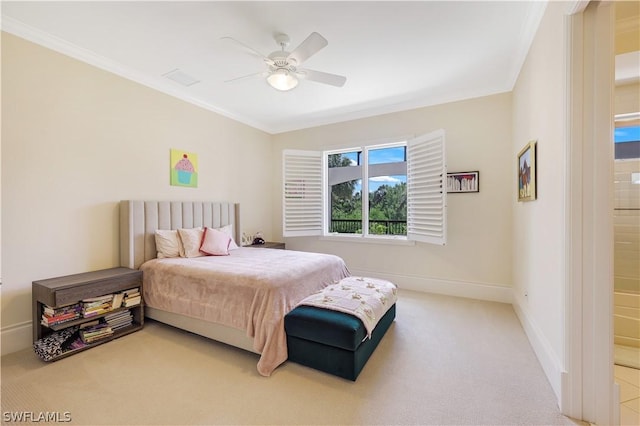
[348,268,513,304]
[1,320,32,356]
[512,296,562,400]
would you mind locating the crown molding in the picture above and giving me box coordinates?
[504,1,548,91]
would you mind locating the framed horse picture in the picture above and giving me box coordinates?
[517,140,537,201]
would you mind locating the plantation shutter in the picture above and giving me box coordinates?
[282,149,324,237]
[407,129,447,245]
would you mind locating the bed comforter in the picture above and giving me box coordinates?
[140,247,349,376]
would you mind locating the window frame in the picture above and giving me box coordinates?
[283,129,447,245]
[325,141,408,240]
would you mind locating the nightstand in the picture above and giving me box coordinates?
[32,267,143,361]
[246,241,285,250]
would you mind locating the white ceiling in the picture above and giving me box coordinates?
[2,1,551,134]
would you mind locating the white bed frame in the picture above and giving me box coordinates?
[119,200,257,353]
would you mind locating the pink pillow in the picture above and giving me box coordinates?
[200,227,231,256]
[217,224,239,250]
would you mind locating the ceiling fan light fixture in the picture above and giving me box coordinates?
[224,32,345,90]
[267,68,298,91]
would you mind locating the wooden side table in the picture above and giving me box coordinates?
[246,241,285,250]
[32,267,143,361]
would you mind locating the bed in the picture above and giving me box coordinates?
[119,200,350,376]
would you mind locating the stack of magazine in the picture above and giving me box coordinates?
[79,321,113,344]
[41,302,82,327]
[104,309,133,331]
[81,295,114,318]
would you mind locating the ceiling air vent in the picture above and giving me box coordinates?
[163,69,200,86]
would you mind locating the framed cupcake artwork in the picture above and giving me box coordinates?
[170,149,198,188]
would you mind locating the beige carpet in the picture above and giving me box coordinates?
[1,290,585,425]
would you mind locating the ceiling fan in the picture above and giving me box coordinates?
[222,32,347,91]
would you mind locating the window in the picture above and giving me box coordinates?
[283,129,447,245]
[615,113,640,160]
[328,143,407,237]
[327,149,363,234]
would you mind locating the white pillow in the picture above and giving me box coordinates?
[155,229,183,258]
[177,227,205,258]
[217,224,239,250]
[200,227,231,256]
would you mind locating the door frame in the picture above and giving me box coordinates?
[563,1,618,424]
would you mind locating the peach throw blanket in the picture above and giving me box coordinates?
[140,248,349,376]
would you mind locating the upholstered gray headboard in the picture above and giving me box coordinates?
[120,200,241,269]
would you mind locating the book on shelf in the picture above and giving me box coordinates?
[41,302,82,327]
[81,294,113,304]
[111,323,132,332]
[43,302,82,316]
[82,304,111,318]
[111,292,124,309]
[79,289,138,317]
[105,310,129,320]
[44,289,140,328]
[123,296,141,307]
[122,288,141,307]
[81,293,113,318]
[109,315,132,324]
[108,320,131,329]
[104,310,134,331]
[79,322,113,343]
[81,292,126,317]
[41,311,81,327]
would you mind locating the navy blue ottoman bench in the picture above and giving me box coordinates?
[284,302,396,381]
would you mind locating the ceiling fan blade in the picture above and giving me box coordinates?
[297,68,346,87]
[224,71,268,83]
[287,32,328,66]
[221,36,274,66]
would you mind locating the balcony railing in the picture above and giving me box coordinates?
[330,219,407,236]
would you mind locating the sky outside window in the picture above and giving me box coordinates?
[368,146,406,192]
[336,146,407,193]
[615,125,640,143]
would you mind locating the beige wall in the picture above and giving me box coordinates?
[511,0,567,398]
[615,0,640,55]
[272,93,514,300]
[1,33,274,354]
[615,82,640,115]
